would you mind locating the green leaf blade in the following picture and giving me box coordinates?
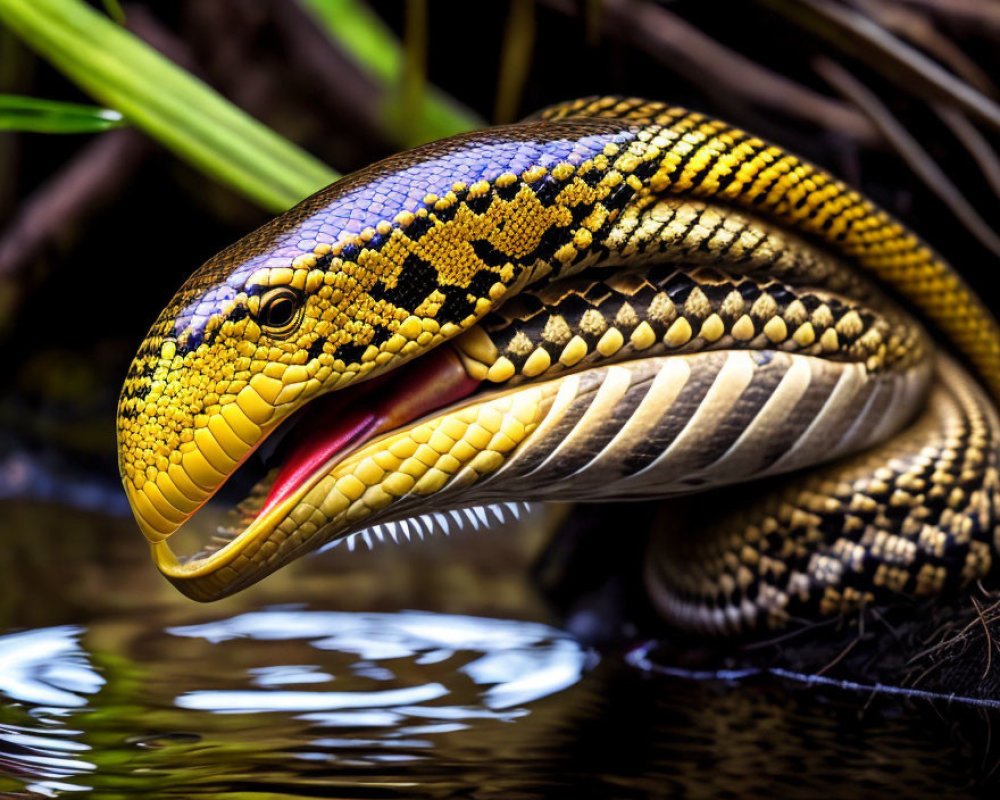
[0,93,125,133]
[0,0,338,211]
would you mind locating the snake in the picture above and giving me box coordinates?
[116,96,1000,635]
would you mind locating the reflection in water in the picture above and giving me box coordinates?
[0,626,102,797]
[3,505,1000,797]
[169,610,589,712]
[0,627,104,708]
[1,610,592,797]
[1,611,999,797]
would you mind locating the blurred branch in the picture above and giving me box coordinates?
[544,0,881,144]
[583,0,602,47]
[0,1,274,318]
[850,0,998,96]
[894,0,1000,36]
[271,1,386,138]
[765,0,1000,133]
[934,105,1000,204]
[268,0,386,140]
[297,0,404,87]
[101,0,125,26]
[494,0,536,124]
[0,25,33,218]
[297,0,481,144]
[816,57,1000,260]
[0,129,149,280]
[0,0,337,211]
[0,11,146,321]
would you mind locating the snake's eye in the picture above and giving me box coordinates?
[257,287,303,335]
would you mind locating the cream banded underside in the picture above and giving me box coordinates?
[647,357,1000,633]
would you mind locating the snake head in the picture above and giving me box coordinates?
[116,228,324,543]
[116,119,634,599]
[115,181,504,593]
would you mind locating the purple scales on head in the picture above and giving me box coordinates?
[173,127,638,344]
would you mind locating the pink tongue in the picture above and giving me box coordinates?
[259,349,481,517]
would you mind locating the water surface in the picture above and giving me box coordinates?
[1,500,997,798]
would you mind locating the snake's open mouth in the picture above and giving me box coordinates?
[151,343,487,596]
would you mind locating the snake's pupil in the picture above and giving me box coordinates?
[265,295,296,327]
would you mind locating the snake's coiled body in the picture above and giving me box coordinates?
[117,97,1000,635]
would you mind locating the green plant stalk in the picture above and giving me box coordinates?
[0,92,125,133]
[0,0,338,211]
[494,0,536,124]
[101,0,125,25]
[297,0,481,145]
[400,0,428,135]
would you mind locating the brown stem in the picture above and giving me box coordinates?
[0,128,150,281]
[268,0,384,140]
[850,0,998,96]
[893,0,1000,36]
[934,105,1000,204]
[815,56,1000,260]
[543,0,882,144]
[766,0,1000,133]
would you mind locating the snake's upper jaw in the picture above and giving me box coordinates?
[137,345,488,601]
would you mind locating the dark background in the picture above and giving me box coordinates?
[3,6,1000,795]
[2,0,999,507]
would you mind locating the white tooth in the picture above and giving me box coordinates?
[464,508,481,530]
[450,509,464,529]
[505,501,522,520]
[362,530,374,550]
[473,506,489,528]
[487,504,508,525]
[373,525,386,542]
[420,515,434,535]
[387,521,400,543]
[402,520,412,541]
[316,537,342,554]
[347,533,358,552]
[433,512,450,536]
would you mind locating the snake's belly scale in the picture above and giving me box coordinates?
[116,96,1000,634]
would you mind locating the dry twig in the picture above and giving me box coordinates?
[895,0,1000,37]
[848,0,998,96]
[0,129,149,282]
[934,104,1000,204]
[766,0,1000,132]
[816,56,1000,260]
[543,0,881,144]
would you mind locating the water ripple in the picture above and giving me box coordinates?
[168,609,590,714]
[0,626,102,797]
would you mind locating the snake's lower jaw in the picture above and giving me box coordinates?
[147,480,324,601]
[131,343,491,600]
